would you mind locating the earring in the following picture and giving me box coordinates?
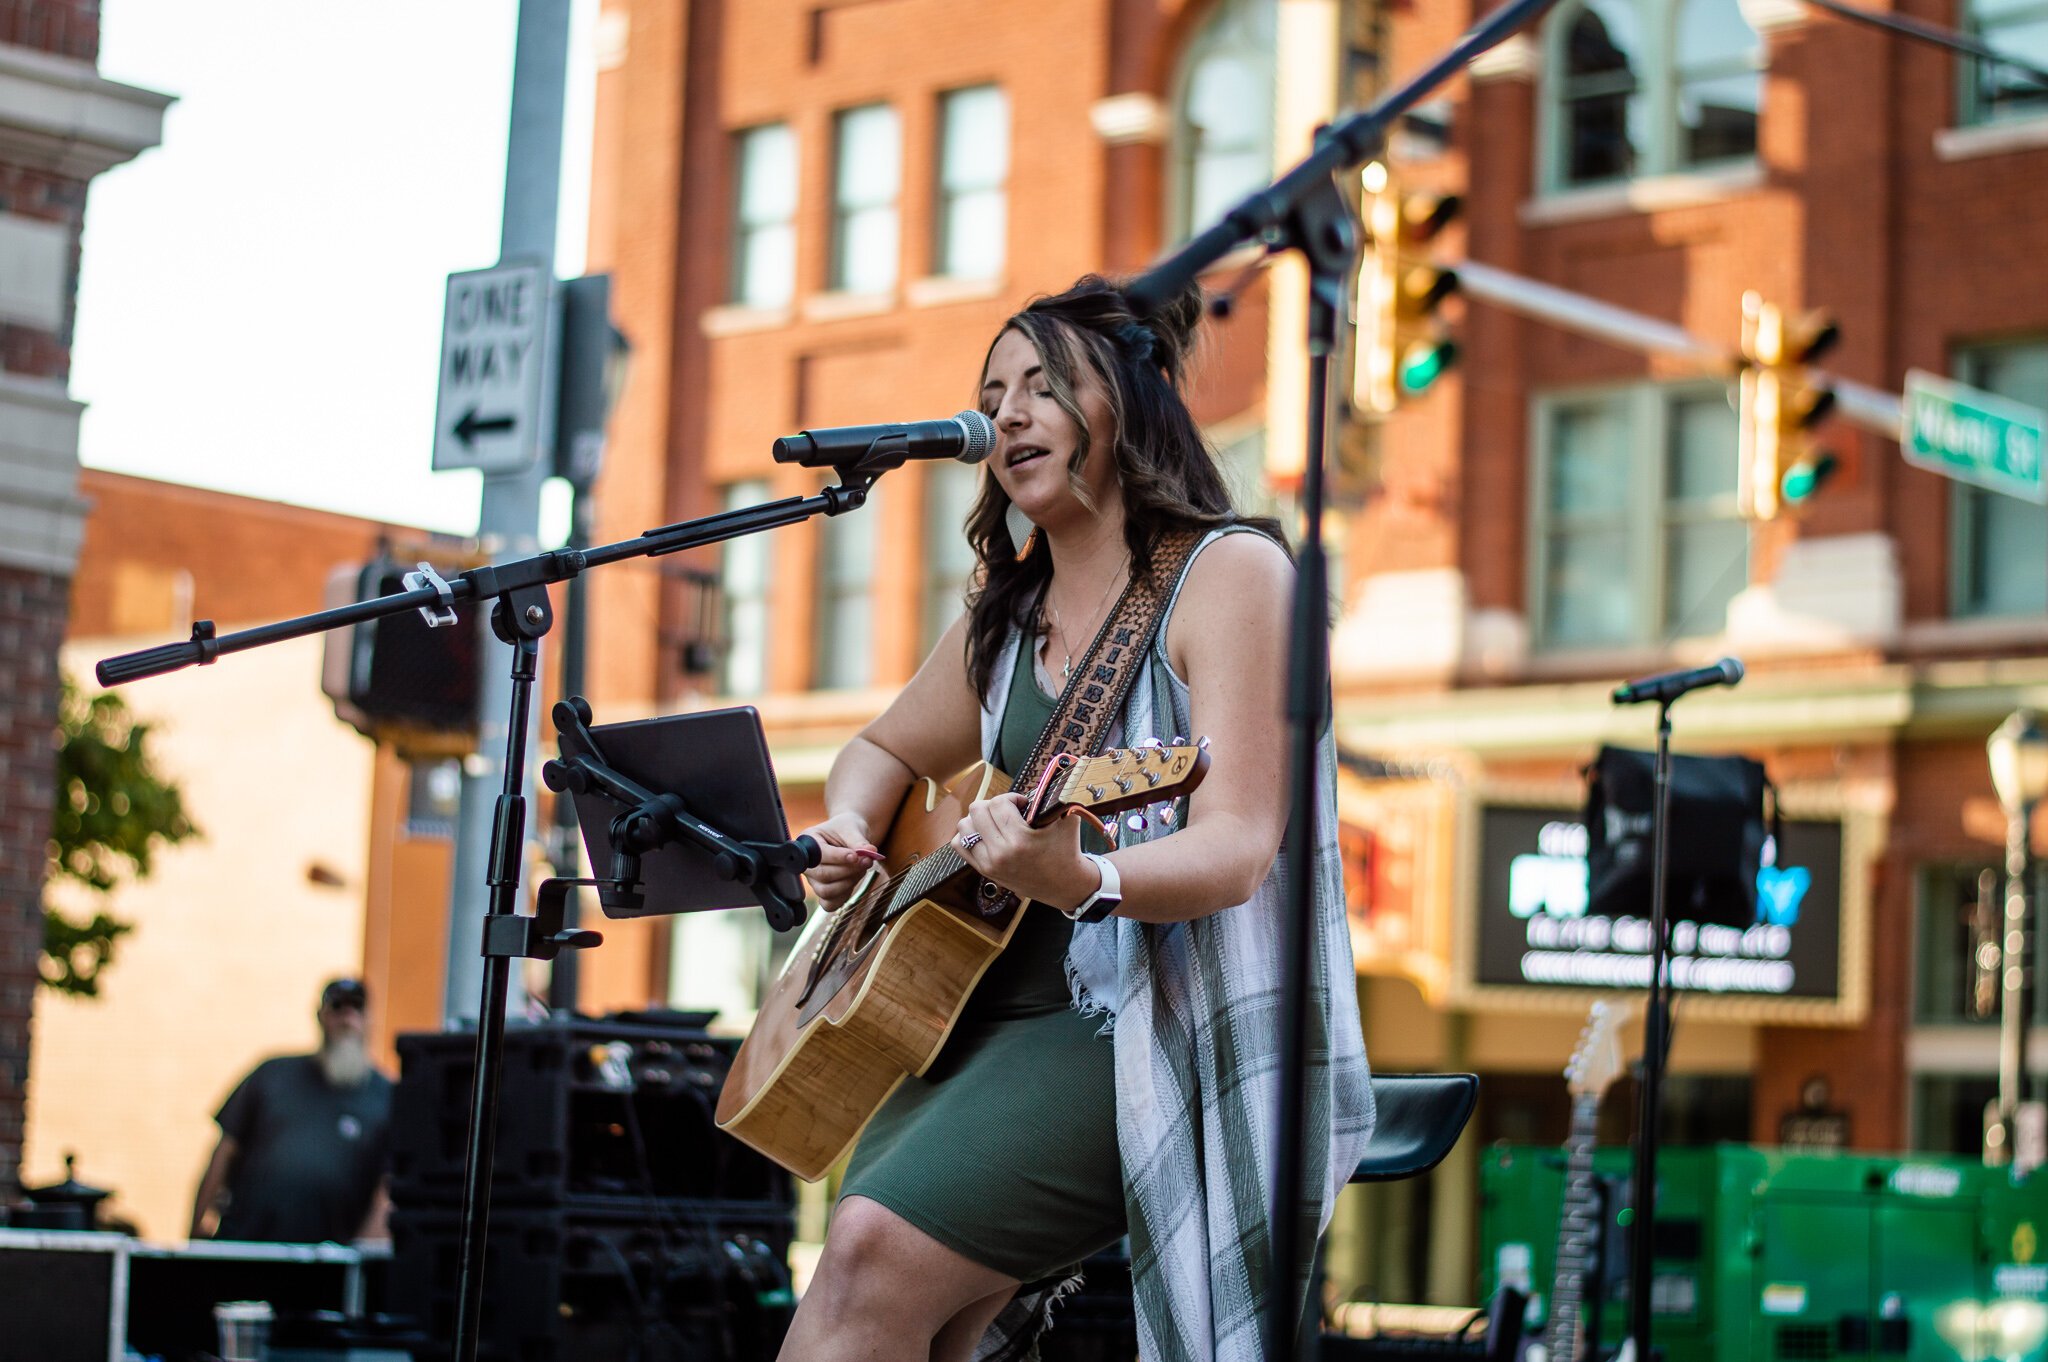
[1005,502,1040,562]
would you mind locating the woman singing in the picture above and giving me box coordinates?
[778,275,1373,1362]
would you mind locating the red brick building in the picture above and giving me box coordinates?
[579,0,2048,1297]
[0,1,168,1191]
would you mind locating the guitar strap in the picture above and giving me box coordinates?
[976,525,1205,913]
[1012,525,1204,790]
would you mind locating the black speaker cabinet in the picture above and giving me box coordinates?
[389,1012,792,1211]
[387,1202,795,1362]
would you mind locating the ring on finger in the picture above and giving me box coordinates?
[959,831,984,852]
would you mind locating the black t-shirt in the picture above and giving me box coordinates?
[214,1054,393,1243]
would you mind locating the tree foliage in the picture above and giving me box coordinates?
[42,676,199,996]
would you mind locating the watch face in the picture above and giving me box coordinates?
[1077,892,1122,924]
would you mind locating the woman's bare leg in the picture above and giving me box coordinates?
[777,1196,1020,1361]
[930,1283,1020,1362]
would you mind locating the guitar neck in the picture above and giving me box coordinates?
[1547,1092,1603,1362]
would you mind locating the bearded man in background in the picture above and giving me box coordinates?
[189,977,394,1243]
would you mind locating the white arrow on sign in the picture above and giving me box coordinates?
[432,261,551,475]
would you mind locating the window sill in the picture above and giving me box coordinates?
[1900,614,2048,653]
[1934,115,2048,162]
[905,275,1007,309]
[1519,162,1765,227]
[801,290,897,323]
[700,304,792,338]
[1518,637,1729,681]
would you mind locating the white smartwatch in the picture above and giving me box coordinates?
[1067,852,1123,924]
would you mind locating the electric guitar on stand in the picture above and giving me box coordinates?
[1534,1001,1630,1362]
[715,741,1208,1180]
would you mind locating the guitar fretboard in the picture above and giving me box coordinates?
[1548,1092,1603,1362]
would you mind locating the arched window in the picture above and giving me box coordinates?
[1547,0,1758,189]
[1675,0,1762,166]
[1962,0,2048,125]
[1170,0,1276,241]
[1558,0,1647,185]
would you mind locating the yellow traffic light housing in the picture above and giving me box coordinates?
[1738,291,1840,519]
[1356,168,1462,416]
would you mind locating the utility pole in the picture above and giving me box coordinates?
[443,0,572,1026]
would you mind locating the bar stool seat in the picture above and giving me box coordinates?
[1351,1073,1479,1182]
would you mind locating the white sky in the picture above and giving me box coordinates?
[73,0,599,539]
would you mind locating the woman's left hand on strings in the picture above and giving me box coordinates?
[955,793,1099,912]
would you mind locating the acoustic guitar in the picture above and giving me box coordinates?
[715,742,1209,1180]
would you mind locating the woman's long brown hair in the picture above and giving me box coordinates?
[961,274,1286,698]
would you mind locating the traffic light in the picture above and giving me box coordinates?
[1356,164,1462,416]
[1738,290,1840,519]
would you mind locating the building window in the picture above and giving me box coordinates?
[921,461,983,652]
[731,124,797,309]
[1951,339,2048,618]
[1531,384,1747,649]
[831,104,901,295]
[815,484,880,689]
[1169,0,1276,242]
[720,480,772,696]
[1545,0,1759,190]
[934,86,1009,280]
[1962,0,2048,125]
[405,757,463,839]
[1915,863,2004,1026]
[1911,862,2048,1156]
[1911,1073,2000,1156]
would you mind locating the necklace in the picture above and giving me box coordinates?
[1046,561,1128,681]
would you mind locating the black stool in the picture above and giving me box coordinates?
[1351,1072,1480,1183]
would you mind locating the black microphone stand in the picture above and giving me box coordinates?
[1624,696,1678,1362]
[96,466,887,1362]
[1121,0,1563,1356]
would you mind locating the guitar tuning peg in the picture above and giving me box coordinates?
[1196,736,1211,750]
[1137,736,1163,749]
[1159,804,1178,827]
[1102,822,1120,848]
[1171,735,1186,746]
[1125,812,1148,834]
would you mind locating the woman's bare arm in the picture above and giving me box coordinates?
[803,611,988,908]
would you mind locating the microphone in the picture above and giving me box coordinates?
[772,410,996,469]
[1612,657,1744,706]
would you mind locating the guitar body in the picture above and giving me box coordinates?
[715,761,1030,1182]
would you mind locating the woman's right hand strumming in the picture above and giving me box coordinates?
[800,810,884,912]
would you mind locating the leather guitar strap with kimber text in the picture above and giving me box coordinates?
[976,525,1205,916]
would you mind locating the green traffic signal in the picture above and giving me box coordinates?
[1781,450,1839,504]
[1400,339,1458,394]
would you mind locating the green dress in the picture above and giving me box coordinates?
[836,650,1126,1281]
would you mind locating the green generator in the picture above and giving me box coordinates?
[1480,1144,2048,1362]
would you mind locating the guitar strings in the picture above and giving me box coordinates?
[815,756,1118,975]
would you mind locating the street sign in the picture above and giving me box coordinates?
[432,261,551,475]
[1902,368,2047,504]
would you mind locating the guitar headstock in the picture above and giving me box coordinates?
[1024,740,1211,829]
[1564,1000,1630,1100]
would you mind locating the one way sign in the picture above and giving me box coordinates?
[432,261,551,474]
